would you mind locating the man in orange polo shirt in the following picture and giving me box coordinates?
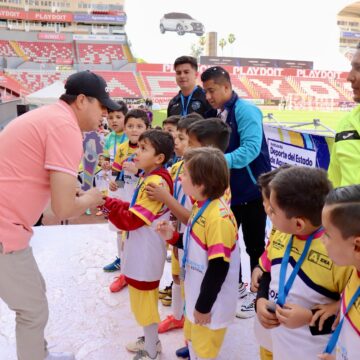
[0,71,119,360]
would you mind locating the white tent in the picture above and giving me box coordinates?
[25,81,65,106]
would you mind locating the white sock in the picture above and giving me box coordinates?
[172,283,184,320]
[188,341,197,360]
[144,323,159,358]
[116,232,122,259]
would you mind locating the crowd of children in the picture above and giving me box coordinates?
[88,91,360,360]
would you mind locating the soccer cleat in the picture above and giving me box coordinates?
[158,282,172,299]
[238,282,248,299]
[236,291,256,319]
[109,274,127,293]
[175,346,190,359]
[126,336,162,353]
[103,257,121,272]
[158,315,184,333]
[160,295,172,306]
[133,349,160,360]
[45,352,76,360]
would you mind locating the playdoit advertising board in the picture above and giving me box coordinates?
[264,125,333,170]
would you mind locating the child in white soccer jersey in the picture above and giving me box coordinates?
[158,147,240,360]
[319,185,360,360]
[102,129,174,360]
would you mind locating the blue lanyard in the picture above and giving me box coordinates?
[324,286,360,354]
[182,199,211,270]
[116,152,136,182]
[277,228,323,307]
[130,175,144,207]
[180,86,197,116]
[173,162,184,201]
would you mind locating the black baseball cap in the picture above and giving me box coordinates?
[64,71,120,111]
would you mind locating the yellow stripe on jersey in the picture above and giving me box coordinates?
[129,174,169,225]
[170,159,184,181]
[190,198,237,262]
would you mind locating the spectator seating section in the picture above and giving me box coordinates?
[78,43,125,64]
[0,40,17,57]
[245,76,296,99]
[140,71,178,97]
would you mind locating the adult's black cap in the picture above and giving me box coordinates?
[64,70,120,111]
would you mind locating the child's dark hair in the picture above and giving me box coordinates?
[270,167,332,227]
[258,165,292,199]
[184,147,229,200]
[201,66,231,85]
[108,100,128,115]
[187,118,231,153]
[177,113,203,131]
[139,129,175,165]
[324,185,360,239]
[124,109,150,128]
[174,56,198,71]
[163,115,181,127]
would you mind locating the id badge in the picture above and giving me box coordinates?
[115,180,125,188]
[179,267,186,281]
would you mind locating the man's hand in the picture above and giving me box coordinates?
[276,303,312,329]
[109,180,118,192]
[85,187,106,207]
[146,182,169,202]
[256,298,280,329]
[250,266,263,292]
[318,354,335,360]
[156,220,175,241]
[194,309,211,325]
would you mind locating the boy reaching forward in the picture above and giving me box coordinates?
[101,129,174,360]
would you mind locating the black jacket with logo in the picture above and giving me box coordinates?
[167,86,212,117]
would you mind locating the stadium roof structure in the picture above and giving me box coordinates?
[25,81,65,106]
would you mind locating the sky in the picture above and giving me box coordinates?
[125,0,355,70]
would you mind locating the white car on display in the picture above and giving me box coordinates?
[160,12,205,36]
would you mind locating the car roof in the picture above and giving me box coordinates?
[164,13,193,19]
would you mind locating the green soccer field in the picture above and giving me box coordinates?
[152,108,349,131]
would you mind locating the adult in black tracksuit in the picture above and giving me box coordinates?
[167,56,212,118]
[201,66,271,317]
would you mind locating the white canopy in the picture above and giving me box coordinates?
[25,81,65,106]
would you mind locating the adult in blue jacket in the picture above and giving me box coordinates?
[201,66,271,318]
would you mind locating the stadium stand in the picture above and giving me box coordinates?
[77,43,125,64]
[140,71,178,97]
[0,40,17,57]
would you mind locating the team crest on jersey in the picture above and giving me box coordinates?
[196,215,206,228]
[191,101,201,111]
[307,250,333,270]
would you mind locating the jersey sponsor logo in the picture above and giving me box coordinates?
[335,130,360,142]
[273,236,287,250]
[269,288,279,301]
[307,250,333,270]
[191,100,202,111]
[187,258,205,274]
[195,215,206,228]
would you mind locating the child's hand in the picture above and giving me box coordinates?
[102,160,111,171]
[256,298,280,329]
[109,180,118,192]
[318,354,335,360]
[122,161,138,174]
[250,266,263,292]
[146,183,169,202]
[156,220,175,241]
[194,309,211,325]
[276,303,313,329]
[310,301,340,331]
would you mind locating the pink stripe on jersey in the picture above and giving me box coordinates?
[208,243,234,258]
[131,204,156,223]
[259,249,271,272]
[190,229,207,251]
[343,293,360,336]
[112,161,122,172]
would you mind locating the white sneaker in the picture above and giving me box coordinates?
[236,291,256,319]
[238,282,248,299]
[45,352,75,360]
[126,336,162,353]
[133,349,161,360]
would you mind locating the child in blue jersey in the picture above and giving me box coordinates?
[319,185,360,360]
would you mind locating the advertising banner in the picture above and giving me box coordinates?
[74,13,126,24]
[264,124,333,170]
[73,34,126,42]
[0,10,73,22]
[38,33,66,41]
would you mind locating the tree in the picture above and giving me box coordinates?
[199,36,206,47]
[219,38,227,55]
[190,43,204,61]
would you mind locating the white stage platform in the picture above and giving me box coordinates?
[0,224,260,360]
